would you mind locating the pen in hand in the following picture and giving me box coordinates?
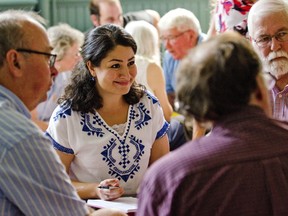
[98,186,120,190]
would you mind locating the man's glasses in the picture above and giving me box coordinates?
[253,31,288,48]
[160,30,190,43]
[16,48,57,68]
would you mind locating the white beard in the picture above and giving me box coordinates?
[262,50,288,80]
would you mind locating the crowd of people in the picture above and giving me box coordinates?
[1,0,288,215]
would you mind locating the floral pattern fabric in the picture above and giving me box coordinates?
[215,0,255,36]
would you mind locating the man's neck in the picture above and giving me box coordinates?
[276,73,288,91]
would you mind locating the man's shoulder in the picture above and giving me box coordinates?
[0,109,52,160]
[163,51,174,61]
[143,141,197,179]
[198,32,208,44]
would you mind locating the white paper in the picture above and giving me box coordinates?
[87,197,137,213]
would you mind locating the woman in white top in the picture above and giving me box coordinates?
[46,24,169,201]
[125,20,173,122]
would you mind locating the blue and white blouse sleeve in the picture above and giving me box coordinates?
[45,101,74,154]
[144,91,169,140]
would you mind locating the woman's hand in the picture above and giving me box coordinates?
[97,178,124,201]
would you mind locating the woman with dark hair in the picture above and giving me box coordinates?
[46,24,169,200]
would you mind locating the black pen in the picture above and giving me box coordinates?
[98,186,119,189]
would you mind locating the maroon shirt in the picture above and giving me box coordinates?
[137,106,288,216]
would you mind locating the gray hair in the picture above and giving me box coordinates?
[125,20,160,64]
[0,9,46,67]
[47,23,84,61]
[158,8,201,35]
[248,0,288,37]
[176,31,261,122]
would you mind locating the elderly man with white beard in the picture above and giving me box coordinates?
[248,0,288,121]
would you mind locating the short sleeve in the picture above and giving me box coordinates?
[46,103,74,154]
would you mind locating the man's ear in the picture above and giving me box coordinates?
[90,14,100,27]
[187,29,197,46]
[5,49,23,77]
[249,74,272,117]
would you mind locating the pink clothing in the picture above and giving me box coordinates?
[270,85,288,122]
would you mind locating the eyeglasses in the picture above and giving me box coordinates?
[16,48,57,68]
[160,30,190,43]
[253,31,288,48]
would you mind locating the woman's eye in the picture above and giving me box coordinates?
[128,60,135,67]
[111,64,120,68]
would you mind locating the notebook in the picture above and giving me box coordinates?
[87,197,137,213]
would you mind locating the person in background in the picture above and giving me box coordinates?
[125,20,173,122]
[158,8,207,150]
[248,0,288,122]
[0,9,125,216]
[31,23,84,131]
[158,8,206,108]
[45,24,169,200]
[89,0,160,28]
[137,31,288,215]
[207,0,258,38]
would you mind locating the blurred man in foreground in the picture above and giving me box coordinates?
[0,9,125,216]
[137,31,288,216]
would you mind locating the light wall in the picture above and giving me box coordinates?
[0,0,211,33]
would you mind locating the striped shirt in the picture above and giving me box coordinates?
[0,85,88,215]
[270,85,288,122]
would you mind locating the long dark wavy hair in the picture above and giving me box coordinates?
[58,24,145,114]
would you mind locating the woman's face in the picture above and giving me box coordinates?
[91,45,137,97]
[56,42,81,73]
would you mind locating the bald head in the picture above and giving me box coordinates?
[0,10,57,111]
[0,10,46,67]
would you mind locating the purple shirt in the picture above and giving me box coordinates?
[270,85,288,122]
[137,106,288,216]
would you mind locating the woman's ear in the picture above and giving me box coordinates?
[86,61,96,77]
[6,49,23,78]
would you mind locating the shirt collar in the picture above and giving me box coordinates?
[0,85,31,118]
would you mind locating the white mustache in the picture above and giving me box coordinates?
[267,50,288,61]
[263,50,288,79]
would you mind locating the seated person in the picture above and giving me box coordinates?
[0,9,125,216]
[137,31,288,215]
[158,8,206,108]
[31,23,84,131]
[46,24,169,200]
[125,20,173,122]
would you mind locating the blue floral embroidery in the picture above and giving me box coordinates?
[53,100,72,121]
[135,102,151,130]
[80,113,104,137]
[101,135,144,182]
[146,91,159,105]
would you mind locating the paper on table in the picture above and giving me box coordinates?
[87,197,137,213]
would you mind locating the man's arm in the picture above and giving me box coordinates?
[0,133,88,215]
